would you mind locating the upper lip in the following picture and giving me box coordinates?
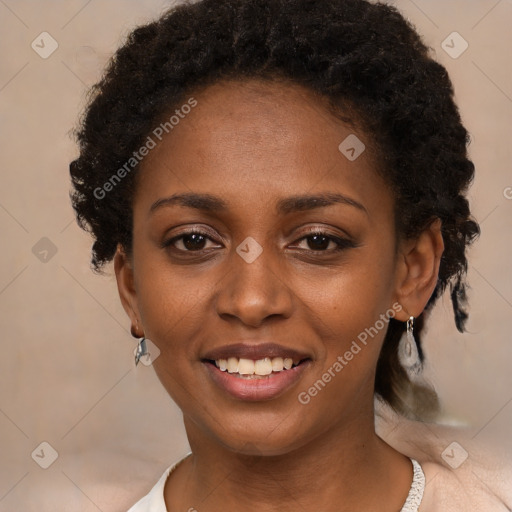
[202,343,311,362]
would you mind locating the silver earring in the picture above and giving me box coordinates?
[135,337,148,366]
[398,316,421,374]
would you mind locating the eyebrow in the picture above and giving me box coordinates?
[149,192,368,216]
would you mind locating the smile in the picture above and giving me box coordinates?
[212,356,302,377]
[202,357,311,401]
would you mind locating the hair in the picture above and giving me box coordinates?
[69,0,480,420]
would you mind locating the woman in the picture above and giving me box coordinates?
[69,0,499,510]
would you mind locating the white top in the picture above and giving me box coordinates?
[126,453,425,512]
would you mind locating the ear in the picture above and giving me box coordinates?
[392,219,444,321]
[114,244,142,336]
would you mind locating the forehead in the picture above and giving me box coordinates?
[135,79,391,217]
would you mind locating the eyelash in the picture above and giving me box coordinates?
[162,228,356,255]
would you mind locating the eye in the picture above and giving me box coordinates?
[293,230,357,253]
[163,230,221,252]
[162,228,357,255]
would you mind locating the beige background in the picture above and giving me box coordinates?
[0,0,511,510]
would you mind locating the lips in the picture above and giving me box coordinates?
[201,342,312,401]
[202,342,310,362]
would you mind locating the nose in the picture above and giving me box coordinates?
[214,241,294,328]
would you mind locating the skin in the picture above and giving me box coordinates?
[115,79,444,511]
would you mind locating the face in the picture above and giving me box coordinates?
[116,79,418,456]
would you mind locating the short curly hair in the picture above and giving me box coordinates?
[69,0,480,419]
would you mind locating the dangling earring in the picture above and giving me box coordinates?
[134,337,148,366]
[131,322,148,367]
[398,316,421,374]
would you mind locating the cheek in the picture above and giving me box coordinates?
[298,253,397,378]
[135,266,208,410]
[296,289,396,419]
[304,253,397,332]
[133,258,205,361]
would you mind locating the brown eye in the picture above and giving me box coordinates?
[295,231,357,253]
[179,233,208,251]
[163,231,220,252]
[304,234,332,251]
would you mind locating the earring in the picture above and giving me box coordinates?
[398,316,421,374]
[134,337,148,366]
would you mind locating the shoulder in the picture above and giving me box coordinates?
[418,459,512,512]
[125,465,172,512]
[126,453,192,512]
[375,401,512,512]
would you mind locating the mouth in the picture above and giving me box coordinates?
[201,343,312,401]
[203,356,308,379]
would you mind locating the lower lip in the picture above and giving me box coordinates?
[203,361,311,401]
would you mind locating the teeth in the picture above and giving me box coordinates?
[254,357,273,375]
[271,358,284,372]
[238,358,255,375]
[214,356,301,375]
[227,357,239,373]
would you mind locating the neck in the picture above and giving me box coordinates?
[165,399,413,512]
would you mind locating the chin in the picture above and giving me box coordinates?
[202,410,314,458]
